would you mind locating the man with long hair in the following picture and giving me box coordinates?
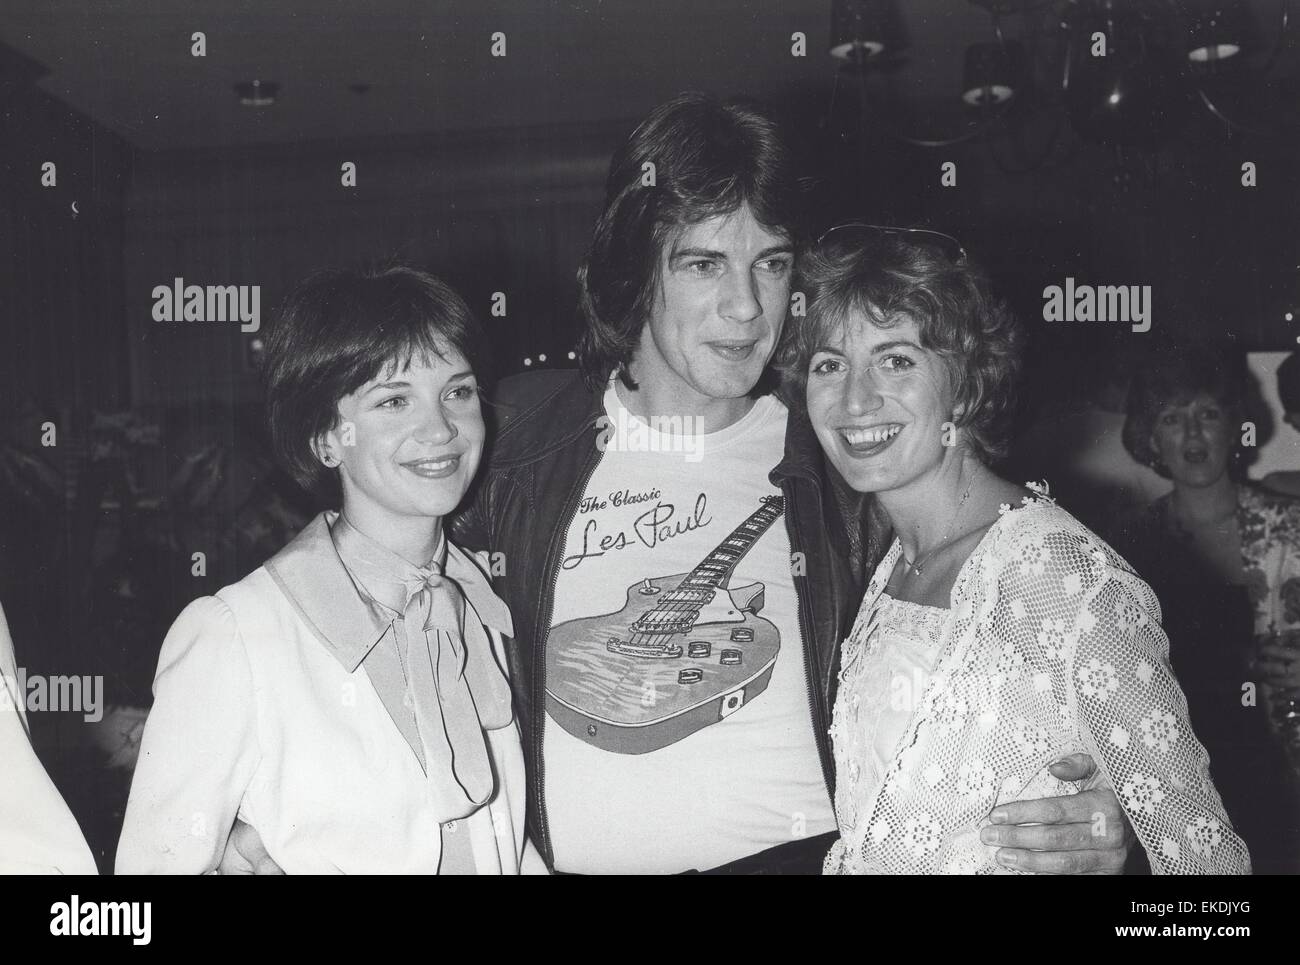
[226,92,1134,874]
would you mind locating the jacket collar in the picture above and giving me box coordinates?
[770,394,826,487]
[487,370,606,468]
[265,512,513,672]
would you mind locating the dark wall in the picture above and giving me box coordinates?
[815,94,1300,351]
[123,123,625,407]
[0,80,133,422]
[0,64,138,870]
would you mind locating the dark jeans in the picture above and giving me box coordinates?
[553,830,841,875]
[687,830,840,875]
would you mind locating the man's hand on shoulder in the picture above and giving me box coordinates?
[977,753,1133,874]
[217,819,284,875]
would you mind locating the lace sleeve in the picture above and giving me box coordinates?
[1023,527,1252,874]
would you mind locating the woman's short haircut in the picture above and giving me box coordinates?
[1122,341,1258,479]
[576,91,804,387]
[776,231,1023,464]
[263,264,489,503]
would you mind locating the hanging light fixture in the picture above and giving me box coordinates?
[1062,1,1191,147]
[1186,0,1296,138]
[824,0,1297,155]
[1185,0,1253,64]
[829,0,904,63]
[962,40,1026,107]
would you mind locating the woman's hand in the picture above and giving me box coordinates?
[1256,636,1300,694]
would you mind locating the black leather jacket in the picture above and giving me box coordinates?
[452,369,885,868]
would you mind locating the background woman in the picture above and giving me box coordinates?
[1114,344,1300,872]
[781,228,1249,874]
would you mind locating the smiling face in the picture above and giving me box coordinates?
[632,202,793,408]
[806,311,960,494]
[1149,392,1232,489]
[319,347,484,543]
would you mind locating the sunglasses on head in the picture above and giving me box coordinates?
[815,223,968,265]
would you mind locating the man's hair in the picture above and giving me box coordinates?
[776,232,1022,464]
[576,91,804,387]
[263,264,489,504]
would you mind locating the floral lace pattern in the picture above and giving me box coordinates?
[826,491,1250,875]
[1131,484,1300,776]
[831,594,946,844]
[1234,485,1300,774]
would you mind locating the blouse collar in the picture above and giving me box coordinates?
[265,512,513,672]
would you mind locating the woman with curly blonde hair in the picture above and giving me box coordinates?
[781,226,1249,874]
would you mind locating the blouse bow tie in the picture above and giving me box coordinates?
[396,562,514,818]
[274,514,518,827]
[403,563,469,683]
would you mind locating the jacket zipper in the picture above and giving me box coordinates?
[782,476,836,804]
[533,440,604,868]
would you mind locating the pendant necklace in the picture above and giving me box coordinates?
[901,474,976,578]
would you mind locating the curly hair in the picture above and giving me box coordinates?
[1122,341,1258,479]
[576,91,805,388]
[776,230,1022,464]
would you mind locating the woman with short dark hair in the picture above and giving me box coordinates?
[117,264,542,874]
[782,227,1247,874]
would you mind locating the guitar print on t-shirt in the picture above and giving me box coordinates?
[541,390,837,873]
[545,496,786,754]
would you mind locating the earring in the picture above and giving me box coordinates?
[321,451,338,467]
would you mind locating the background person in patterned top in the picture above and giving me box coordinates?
[220,92,1136,874]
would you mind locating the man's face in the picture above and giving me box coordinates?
[633,203,793,406]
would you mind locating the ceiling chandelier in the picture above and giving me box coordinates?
[827,0,1298,151]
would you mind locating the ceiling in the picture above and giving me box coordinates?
[0,0,998,151]
[5,1,1293,153]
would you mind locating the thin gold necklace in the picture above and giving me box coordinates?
[901,474,976,578]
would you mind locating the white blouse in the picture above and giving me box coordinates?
[831,594,946,838]
[116,514,545,874]
[826,493,1250,875]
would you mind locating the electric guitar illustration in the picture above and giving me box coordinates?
[545,496,784,754]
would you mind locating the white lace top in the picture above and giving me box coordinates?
[833,594,945,837]
[825,492,1251,875]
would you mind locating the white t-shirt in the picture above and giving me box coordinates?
[543,383,836,873]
